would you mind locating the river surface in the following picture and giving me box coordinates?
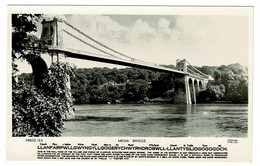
[61,103,248,137]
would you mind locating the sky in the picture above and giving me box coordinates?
[16,14,250,73]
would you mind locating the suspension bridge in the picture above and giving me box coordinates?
[36,17,213,104]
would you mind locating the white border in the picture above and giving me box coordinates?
[1,1,260,166]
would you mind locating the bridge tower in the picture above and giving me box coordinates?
[40,18,71,89]
[175,59,192,104]
[39,17,211,105]
[175,59,213,104]
[41,18,63,49]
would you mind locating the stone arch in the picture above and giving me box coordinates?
[188,78,196,104]
[199,81,203,90]
[194,79,199,95]
[23,53,48,87]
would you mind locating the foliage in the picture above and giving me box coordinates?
[68,67,173,103]
[12,14,42,88]
[13,62,74,136]
[149,73,175,98]
[69,67,158,103]
[20,62,248,104]
[12,14,42,54]
[12,14,75,137]
[197,63,248,102]
[21,63,248,104]
[124,79,149,102]
[197,84,225,102]
[225,74,248,102]
[18,73,34,85]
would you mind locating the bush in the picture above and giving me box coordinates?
[12,62,74,137]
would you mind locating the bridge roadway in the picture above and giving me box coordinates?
[48,48,201,78]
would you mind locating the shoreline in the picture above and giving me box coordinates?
[74,100,248,105]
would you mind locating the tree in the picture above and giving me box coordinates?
[213,70,221,84]
[105,85,124,102]
[149,73,174,98]
[12,14,42,87]
[116,73,127,84]
[124,79,149,101]
[18,73,34,85]
[70,68,90,104]
[208,84,225,100]
[12,14,74,136]
[13,62,74,136]
[12,14,42,55]
[88,86,109,104]
[197,63,248,102]
[225,74,248,102]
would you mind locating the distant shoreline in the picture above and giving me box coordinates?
[74,100,248,105]
[199,101,248,104]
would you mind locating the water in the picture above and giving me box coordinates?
[61,103,248,137]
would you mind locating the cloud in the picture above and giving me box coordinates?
[95,16,130,43]
[16,14,249,74]
[55,15,249,67]
[64,15,130,43]
[63,15,179,44]
[170,16,249,66]
[60,15,210,63]
[173,16,209,46]
[131,19,156,42]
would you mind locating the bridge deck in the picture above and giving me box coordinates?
[49,48,189,76]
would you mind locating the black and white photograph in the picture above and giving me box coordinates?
[6,5,254,162]
[11,9,250,138]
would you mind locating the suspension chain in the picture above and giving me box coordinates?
[60,18,136,61]
[60,18,164,67]
[60,18,209,76]
[63,29,160,66]
[187,68,204,77]
[185,60,209,78]
[63,29,122,59]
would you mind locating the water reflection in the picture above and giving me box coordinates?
[62,103,248,137]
